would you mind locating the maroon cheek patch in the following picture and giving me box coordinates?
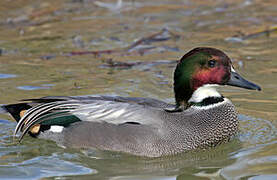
[192,70,211,90]
[192,67,226,90]
[210,67,226,83]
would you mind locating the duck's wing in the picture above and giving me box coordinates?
[2,95,174,141]
[31,95,172,108]
[21,95,173,123]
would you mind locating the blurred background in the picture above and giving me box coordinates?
[0,0,276,179]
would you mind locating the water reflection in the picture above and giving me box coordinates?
[0,74,17,79]
[17,84,54,91]
[73,140,240,179]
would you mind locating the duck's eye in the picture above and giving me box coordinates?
[208,60,217,68]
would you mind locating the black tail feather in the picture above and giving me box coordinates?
[2,103,32,122]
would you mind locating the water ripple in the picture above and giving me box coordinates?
[0,154,94,179]
[0,74,16,79]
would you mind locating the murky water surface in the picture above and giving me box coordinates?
[0,0,276,179]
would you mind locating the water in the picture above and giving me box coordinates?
[0,0,276,179]
[0,74,17,79]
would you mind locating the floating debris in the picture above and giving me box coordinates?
[6,15,29,25]
[40,54,56,60]
[225,37,244,43]
[241,27,277,40]
[72,82,82,89]
[101,58,178,69]
[126,28,179,52]
[67,28,180,57]
[109,36,121,42]
[72,35,85,48]
[23,35,62,42]
[69,49,122,57]
[226,26,277,42]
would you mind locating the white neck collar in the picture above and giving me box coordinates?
[188,84,222,103]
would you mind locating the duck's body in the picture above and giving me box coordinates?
[2,47,261,157]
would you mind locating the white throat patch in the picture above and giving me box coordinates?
[188,84,222,103]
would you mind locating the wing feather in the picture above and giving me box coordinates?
[12,95,170,141]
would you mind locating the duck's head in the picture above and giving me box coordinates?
[174,47,261,109]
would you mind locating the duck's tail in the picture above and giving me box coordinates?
[1,103,32,122]
[2,98,82,142]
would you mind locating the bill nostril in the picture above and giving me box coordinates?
[234,75,240,80]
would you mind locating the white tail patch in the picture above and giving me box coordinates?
[188,84,221,103]
[49,125,64,133]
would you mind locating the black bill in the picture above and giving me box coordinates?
[227,71,261,91]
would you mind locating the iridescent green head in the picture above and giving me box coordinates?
[173,47,261,108]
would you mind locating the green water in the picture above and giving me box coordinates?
[0,0,276,179]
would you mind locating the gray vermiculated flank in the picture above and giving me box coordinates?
[39,97,238,157]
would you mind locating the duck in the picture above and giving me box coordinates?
[2,47,261,157]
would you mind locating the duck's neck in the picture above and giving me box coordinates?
[171,84,224,112]
[188,85,224,107]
